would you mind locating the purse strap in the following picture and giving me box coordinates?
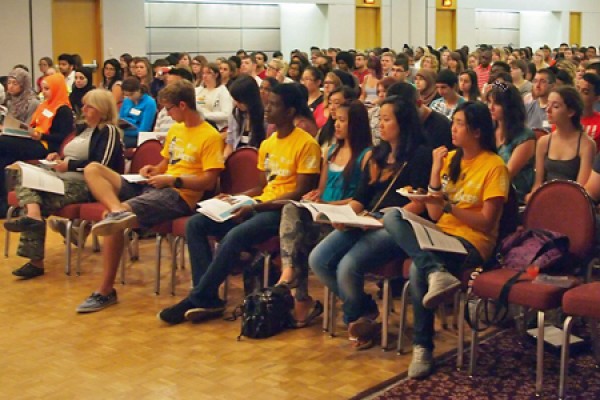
[369,161,407,213]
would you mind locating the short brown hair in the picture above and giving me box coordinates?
[158,79,196,110]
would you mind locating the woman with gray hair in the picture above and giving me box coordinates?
[5,68,40,124]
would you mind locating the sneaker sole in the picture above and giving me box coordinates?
[76,299,118,313]
[91,214,137,237]
[422,281,461,310]
[184,307,225,323]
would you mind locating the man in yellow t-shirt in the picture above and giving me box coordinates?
[77,80,224,313]
[159,83,321,325]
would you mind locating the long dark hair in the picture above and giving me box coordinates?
[448,101,496,183]
[369,96,425,182]
[329,100,372,188]
[292,83,316,124]
[103,59,122,90]
[459,70,481,101]
[551,86,583,131]
[488,82,525,144]
[318,85,358,146]
[229,75,265,148]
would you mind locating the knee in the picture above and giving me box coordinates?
[83,162,104,179]
[308,247,325,274]
[383,209,403,230]
[185,214,210,238]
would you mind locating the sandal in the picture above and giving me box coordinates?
[292,300,324,328]
[348,317,381,351]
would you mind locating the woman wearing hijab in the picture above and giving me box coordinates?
[69,67,95,120]
[415,68,441,107]
[5,67,40,124]
[0,73,73,213]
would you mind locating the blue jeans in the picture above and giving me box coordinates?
[308,227,406,324]
[383,209,483,350]
[185,210,281,307]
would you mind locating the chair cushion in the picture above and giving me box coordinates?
[53,203,82,220]
[254,237,280,253]
[79,203,108,222]
[472,268,567,310]
[369,257,406,279]
[171,216,190,237]
[562,282,600,319]
[151,220,172,235]
[7,191,19,207]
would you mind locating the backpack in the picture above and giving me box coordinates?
[236,285,295,340]
[497,228,570,271]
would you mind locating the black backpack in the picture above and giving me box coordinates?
[236,285,295,340]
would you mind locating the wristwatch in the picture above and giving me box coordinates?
[442,201,452,214]
[173,177,183,188]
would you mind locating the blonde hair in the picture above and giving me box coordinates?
[83,89,119,127]
[421,54,439,72]
[557,60,577,83]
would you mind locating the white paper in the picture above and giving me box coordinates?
[196,195,257,222]
[121,174,148,183]
[1,115,33,139]
[137,131,166,146]
[293,202,382,228]
[397,208,467,254]
[16,162,65,195]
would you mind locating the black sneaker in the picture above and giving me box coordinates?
[12,263,45,279]
[185,306,226,323]
[157,298,196,325]
[4,216,45,233]
[76,289,118,313]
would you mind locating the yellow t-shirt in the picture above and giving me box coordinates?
[160,121,225,207]
[255,127,321,203]
[437,150,509,260]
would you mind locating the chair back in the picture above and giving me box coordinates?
[129,139,163,174]
[523,180,596,262]
[220,147,260,194]
[497,184,519,244]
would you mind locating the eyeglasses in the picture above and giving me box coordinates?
[532,79,549,85]
[267,65,280,71]
[391,67,406,73]
[164,104,177,112]
[323,80,335,85]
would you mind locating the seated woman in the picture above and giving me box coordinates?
[526,86,595,202]
[415,68,441,107]
[383,101,509,379]
[301,66,325,127]
[195,63,233,131]
[5,67,40,124]
[69,67,95,121]
[119,77,157,148]
[100,59,123,108]
[224,75,266,159]
[218,59,236,89]
[458,70,481,102]
[4,89,123,279]
[360,56,382,104]
[0,73,73,214]
[316,85,358,155]
[488,82,535,204]
[368,77,399,145]
[309,97,432,349]
[278,100,372,326]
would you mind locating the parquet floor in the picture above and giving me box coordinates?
[0,222,464,400]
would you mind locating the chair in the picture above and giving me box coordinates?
[467,180,596,397]
[169,147,260,295]
[559,282,600,399]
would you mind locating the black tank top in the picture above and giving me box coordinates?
[543,131,582,182]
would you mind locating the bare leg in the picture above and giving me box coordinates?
[97,233,124,295]
[84,163,128,213]
[25,203,42,220]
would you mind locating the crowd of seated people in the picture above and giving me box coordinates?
[2,41,600,381]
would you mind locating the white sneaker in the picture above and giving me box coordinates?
[408,345,434,379]
[91,211,137,236]
[422,271,461,309]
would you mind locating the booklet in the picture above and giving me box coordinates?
[13,161,65,195]
[389,208,467,254]
[292,201,382,228]
[1,114,33,139]
[122,174,149,184]
[196,195,257,222]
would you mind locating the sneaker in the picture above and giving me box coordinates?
[49,219,90,247]
[157,298,196,325]
[76,289,118,313]
[185,306,226,323]
[422,271,461,309]
[4,216,45,233]
[12,263,45,279]
[91,211,137,237]
[408,345,434,379]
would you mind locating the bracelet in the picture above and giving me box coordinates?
[428,184,442,193]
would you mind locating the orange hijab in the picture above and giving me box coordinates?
[30,73,71,135]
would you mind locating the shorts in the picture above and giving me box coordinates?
[118,178,192,228]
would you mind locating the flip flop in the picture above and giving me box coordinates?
[292,300,324,328]
[348,317,381,351]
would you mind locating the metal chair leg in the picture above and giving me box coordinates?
[154,234,166,295]
[397,280,411,354]
[4,205,18,257]
[381,278,390,350]
[64,219,73,275]
[92,233,100,252]
[76,220,90,275]
[120,229,129,285]
[322,286,330,332]
[535,311,546,397]
[592,319,600,365]
[171,236,182,296]
[262,253,271,288]
[559,315,574,399]
[456,292,466,370]
[468,298,484,377]
[329,290,337,337]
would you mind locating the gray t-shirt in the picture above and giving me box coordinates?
[58,127,94,181]
[525,100,549,130]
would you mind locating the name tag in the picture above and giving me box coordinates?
[129,108,141,116]
[542,120,551,129]
[240,135,250,144]
[42,109,54,118]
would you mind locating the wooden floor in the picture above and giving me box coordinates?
[0,222,465,400]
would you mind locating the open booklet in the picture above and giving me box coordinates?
[291,201,382,228]
[11,162,65,195]
[1,114,33,139]
[385,208,467,254]
[196,195,257,222]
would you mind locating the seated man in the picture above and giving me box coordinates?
[77,80,225,313]
[430,69,465,120]
[158,83,321,325]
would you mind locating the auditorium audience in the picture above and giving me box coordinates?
[69,67,95,120]
[100,59,123,107]
[119,77,157,148]
[5,67,40,124]
[195,63,233,131]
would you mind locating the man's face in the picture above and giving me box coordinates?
[265,93,287,125]
[479,52,492,68]
[578,79,599,107]
[391,65,407,82]
[240,58,254,74]
[381,56,393,71]
[315,57,328,68]
[415,48,424,60]
[337,59,349,71]
[533,73,553,98]
[436,83,453,99]
[355,55,365,69]
[255,54,265,68]
[559,44,569,54]
[564,49,573,60]
[586,47,597,59]
[58,60,72,75]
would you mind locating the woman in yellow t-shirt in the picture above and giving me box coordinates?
[383,101,509,379]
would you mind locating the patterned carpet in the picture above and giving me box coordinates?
[354,328,600,400]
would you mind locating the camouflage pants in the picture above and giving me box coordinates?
[14,173,91,261]
[279,203,332,301]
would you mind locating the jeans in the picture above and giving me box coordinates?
[308,227,406,324]
[185,210,281,307]
[383,209,482,350]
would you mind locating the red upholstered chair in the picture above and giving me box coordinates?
[467,180,596,397]
[559,282,600,399]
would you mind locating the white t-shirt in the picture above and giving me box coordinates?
[194,85,233,131]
